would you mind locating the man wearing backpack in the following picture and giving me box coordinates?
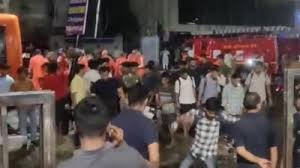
[197,67,221,106]
[245,61,272,107]
[175,68,197,137]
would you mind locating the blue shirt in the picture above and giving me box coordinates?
[0,75,14,93]
[112,108,158,159]
[233,112,277,165]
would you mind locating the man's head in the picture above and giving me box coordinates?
[209,67,219,80]
[127,85,149,110]
[99,66,110,79]
[101,49,109,57]
[0,63,10,77]
[88,59,99,70]
[178,61,188,70]
[254,61,265,74]
[180,68,189,79]
[17,67,29,80]
[75,64,85,76]
[203,97,221,120]
[34,49,42,56]
[145,60,155,73]
[58,48,66,57]
[161,72,171,85]
[244,92,262,111]
[188,58,198,70]
[295,97,300,111]
[231,73,242,87]
[217,54,225,65]
[74,96,111,138]
[47,62,58,74]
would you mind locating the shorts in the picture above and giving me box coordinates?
[180,103,196,114]
[162,103,176,114]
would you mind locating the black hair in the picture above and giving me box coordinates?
[47,62,58,74]
[88,59,99,70]
[209,67,218,72]
[127,85,149,106]
[204,97,221,112]
[180,68,188,74]
[74,96,111,137]
[217,54,224,60]
[232,72,241,79]
[17,67,28,75]
[75,64,85,74]
[99,66,110,73]
[244,92,261,110]
[187,57,196,62]
[255,61,264,67]
[178,61,187,66]
[145,60,155,70]
[34,49,42,55]
[161,71,171,78]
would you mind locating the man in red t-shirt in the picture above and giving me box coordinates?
[41,62,70,135]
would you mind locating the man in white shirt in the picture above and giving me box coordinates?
[222,73,245,123]
[0,63,14,93]
[160,48,170,70]
[84,59,101,91]
[245,61,272,107]
[175,69,197,137]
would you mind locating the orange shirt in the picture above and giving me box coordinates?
[57,56,70,76]
[115,56,127,77]
[29,55,49,90]
[128,54,144,67]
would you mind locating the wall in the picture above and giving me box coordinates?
[165,0,295,34]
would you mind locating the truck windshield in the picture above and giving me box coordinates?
[0,26,5,64]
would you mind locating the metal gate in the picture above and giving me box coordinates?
[284,68,300,168]
[0,91,56,168]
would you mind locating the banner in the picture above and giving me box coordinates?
[65,0,89,36]
[194,36,278,72]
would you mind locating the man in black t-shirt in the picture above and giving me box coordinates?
[187,58,202,89]
[91,66,126,118]
[233,92,278,168]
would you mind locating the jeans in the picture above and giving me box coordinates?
[18,106,38,141]
[180,153,216,168]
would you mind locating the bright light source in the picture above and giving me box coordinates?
[247,59,254,66]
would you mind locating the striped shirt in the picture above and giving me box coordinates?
[222,83,245,116]
[190,113,220,160]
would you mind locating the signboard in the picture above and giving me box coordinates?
[65,0,89,36]
[194,36,278,73]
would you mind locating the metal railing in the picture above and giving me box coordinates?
[284,68,300,168]
[0,91,56,168]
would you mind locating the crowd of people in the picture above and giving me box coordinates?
[0,46,282,168]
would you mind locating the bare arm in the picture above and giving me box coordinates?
[117,87,128,105]
[270,147,278,168]
[147,143,160,168]
[155,93,161,108]
[237,146,271,168]
[266,84,272,105]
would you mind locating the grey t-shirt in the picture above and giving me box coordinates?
[58,143,148,168]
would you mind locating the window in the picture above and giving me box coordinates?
[0,26,6,64]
